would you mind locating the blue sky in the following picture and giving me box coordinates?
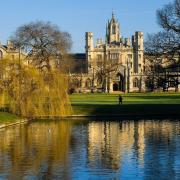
[0,0,173,53]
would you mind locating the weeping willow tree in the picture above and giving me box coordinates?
[0,57,72,118]
[0,21,73,118]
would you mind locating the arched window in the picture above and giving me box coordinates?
[112,25,116,34]
[133,78,139,88]
[85,79,91,88]
[0,51,3,60]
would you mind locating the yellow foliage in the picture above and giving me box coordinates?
[0,56,72,118]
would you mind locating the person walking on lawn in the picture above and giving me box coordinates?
[119,95,123,105]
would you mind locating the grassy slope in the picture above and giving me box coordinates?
[0,112,19,124]
[70,93,180,116]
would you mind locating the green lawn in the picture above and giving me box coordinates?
[0,112,19,124]
[1,93,180,119]
[70,93,180,116]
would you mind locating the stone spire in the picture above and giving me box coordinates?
[112,10,115,20]
[106,11,121,44]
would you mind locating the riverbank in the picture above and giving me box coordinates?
[0,112,28,128]
[0,112,19,123]
[1,93,180,121]
[70,93,180,117]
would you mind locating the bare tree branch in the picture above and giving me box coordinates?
[157,0,180,33]
[12,21,72,72]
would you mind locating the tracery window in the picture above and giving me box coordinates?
[133,78,139,88]
[110,53,119,60]
[97,54,102,61]
[112,25,116,34]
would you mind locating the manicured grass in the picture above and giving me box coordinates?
[70,93,180,116]
[0,112,19,124]
[1,93,179,119]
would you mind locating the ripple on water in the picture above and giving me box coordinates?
[0,119,179,179]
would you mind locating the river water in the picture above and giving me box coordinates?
[0,119,180,180]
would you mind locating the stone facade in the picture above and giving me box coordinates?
[71,12,146,93]
[0,13,147,93]
[0,41,20,61]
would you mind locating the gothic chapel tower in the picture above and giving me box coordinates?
[85,11,145,92]
[106,12,120,44]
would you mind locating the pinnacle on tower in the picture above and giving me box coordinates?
[112,10,115,19]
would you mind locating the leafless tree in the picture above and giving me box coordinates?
[144,53,164,91]
[12,21,72,72]
[94,57,120,92]
[145,0,180,63]
[157,0,180,34]
[145,31,180,64]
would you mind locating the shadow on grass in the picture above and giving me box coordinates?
[72,104,180,117]
[131,95,180,100]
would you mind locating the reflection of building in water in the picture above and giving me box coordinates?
[0,120,179,179]
[88,121,137,170]
[87,120,179,171]
[142,120,180,179]
[88,121,145,170]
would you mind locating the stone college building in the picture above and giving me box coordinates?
[70,12,145,93]
[0,12,146,93]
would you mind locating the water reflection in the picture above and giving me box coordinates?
[0,119,180,179]
[0,121,72,180]
[88,121,145,171]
